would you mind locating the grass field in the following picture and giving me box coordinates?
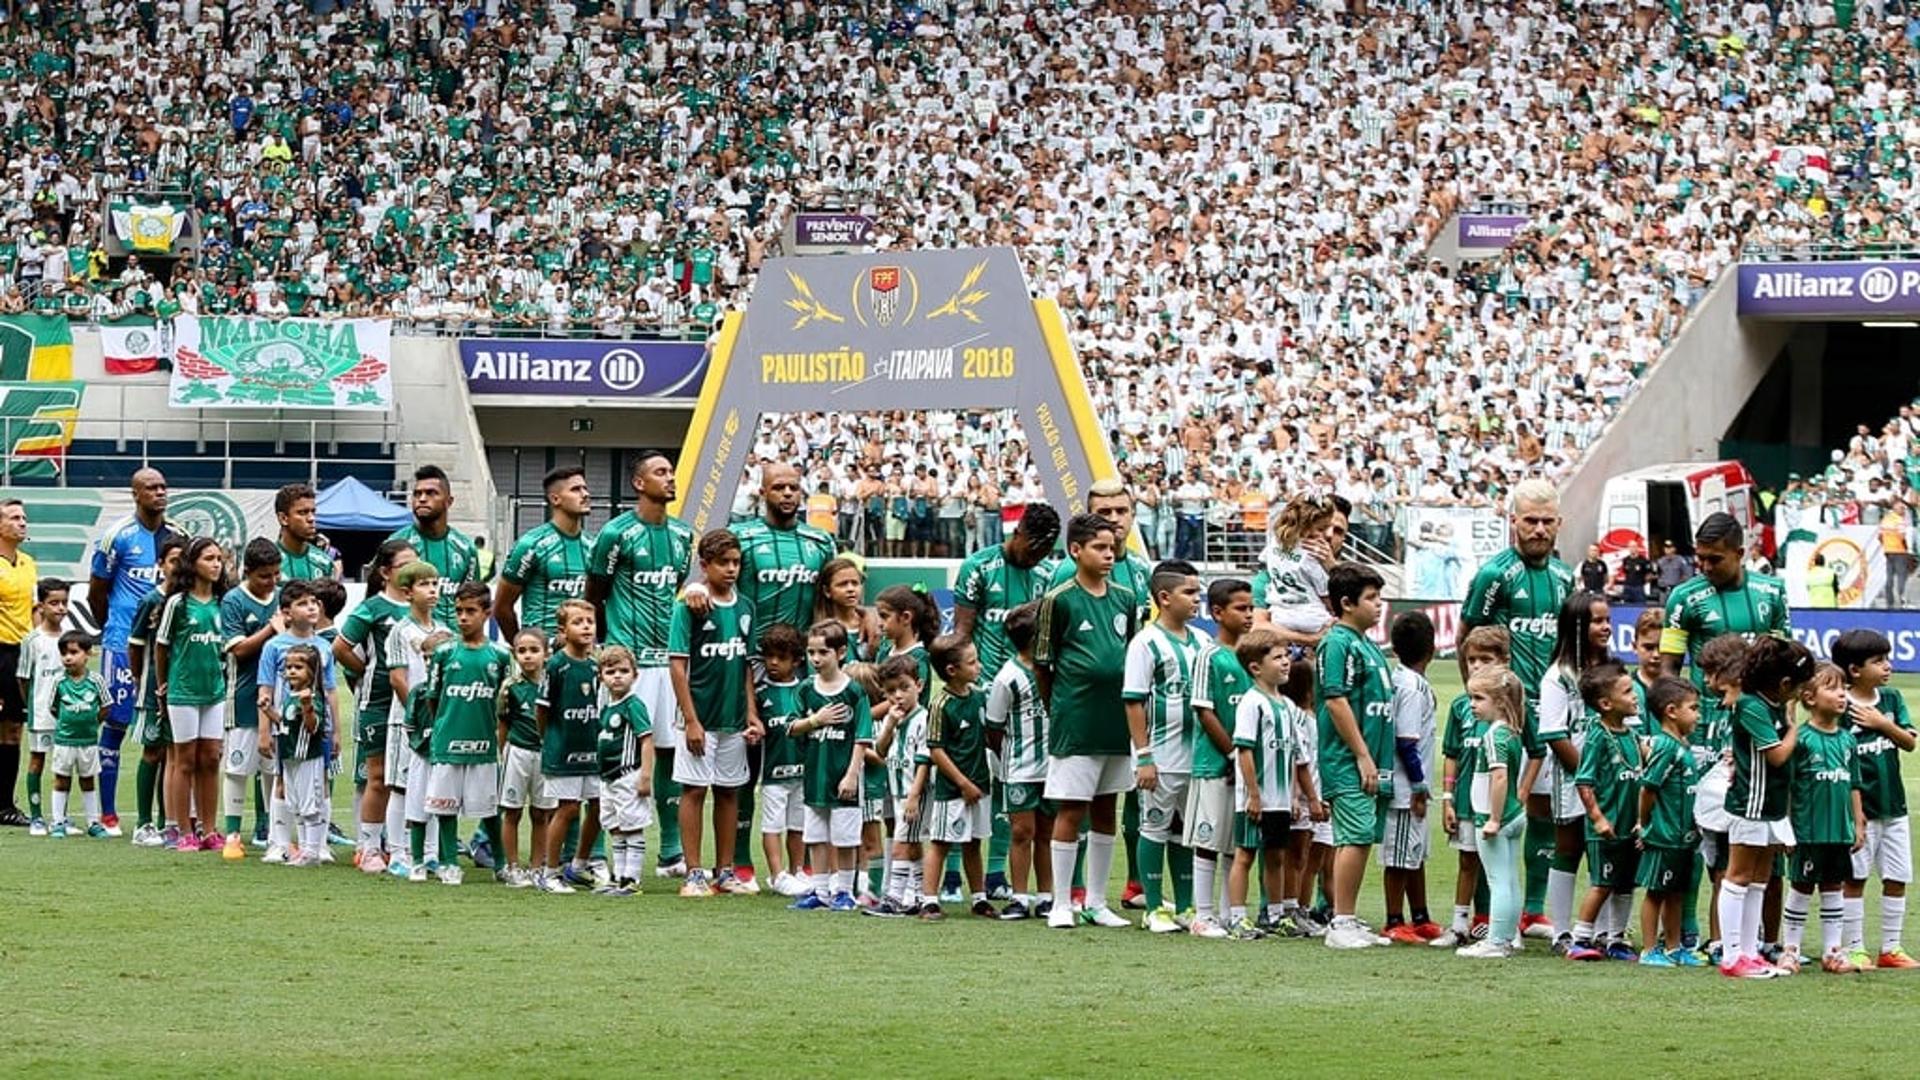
[6,671,1920,1077]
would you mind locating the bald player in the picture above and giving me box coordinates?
[1461,478,1574,937]
[87,468,179,832]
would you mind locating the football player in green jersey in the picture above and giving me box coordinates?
[1188,578,1255,940]
[496,629,549,887]
[497,466,595,642]
[1831,631,1920,968]
[587,452,696,878]
[1460,478,1571,938]
[333,538,414,868]
[954,502,1061,683]
[535,600,606,894]
[417,583,510,887]
[594,646,654,897]
[221,539,284,851]
[668,529,760,898]
[1051,481,1154,909]
[1781,665,1867,974]
[1717,637,1816,980]
[1634,677,1703,967]
[1034,513,1141,930]
[920,634,991,920]
[154,538,232,852]
[689,461,835,649]
[686,461,834,892]
[1565,665,1645,962]
[1316,562,1395,950]
[1659,512,1791,681]
[390,465,491,628]
[271,483,339,586]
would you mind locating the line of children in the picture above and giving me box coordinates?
[25,529,1918,974]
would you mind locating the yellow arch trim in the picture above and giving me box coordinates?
[669,311,743,521]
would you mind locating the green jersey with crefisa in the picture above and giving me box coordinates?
[1573,723,1643,839]
[1314,622,1394,798]
[668,594,752,732]
[427,640,510,765]
[798,678,873,809]
[955,543,1058,680]
[591,510,694,667]
[1034,579,1141,757]
[539,652,601,777]
[504,522,594,635]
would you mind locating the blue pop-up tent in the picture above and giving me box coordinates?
[314,476,410,531]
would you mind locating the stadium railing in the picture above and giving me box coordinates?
[1741,244,1920,263]
[4,414,401,492]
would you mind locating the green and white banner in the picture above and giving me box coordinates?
[1780,525,1886,609]
[170,316,393,411]
[108,201,187,254]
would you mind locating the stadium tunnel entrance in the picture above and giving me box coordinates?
[1721,320,1920,487]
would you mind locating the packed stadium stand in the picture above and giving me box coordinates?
[3,0,1915,558]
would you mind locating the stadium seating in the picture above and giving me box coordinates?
[2,0,1910,560]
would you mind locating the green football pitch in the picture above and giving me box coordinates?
[5,671,1920,1077]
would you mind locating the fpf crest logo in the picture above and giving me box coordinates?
[856,265,917,328]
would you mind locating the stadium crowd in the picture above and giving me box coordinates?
[5,0,1920,529]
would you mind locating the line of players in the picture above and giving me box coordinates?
[14,463,1917,973]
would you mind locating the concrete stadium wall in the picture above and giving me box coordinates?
[1558,266,1794,558]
